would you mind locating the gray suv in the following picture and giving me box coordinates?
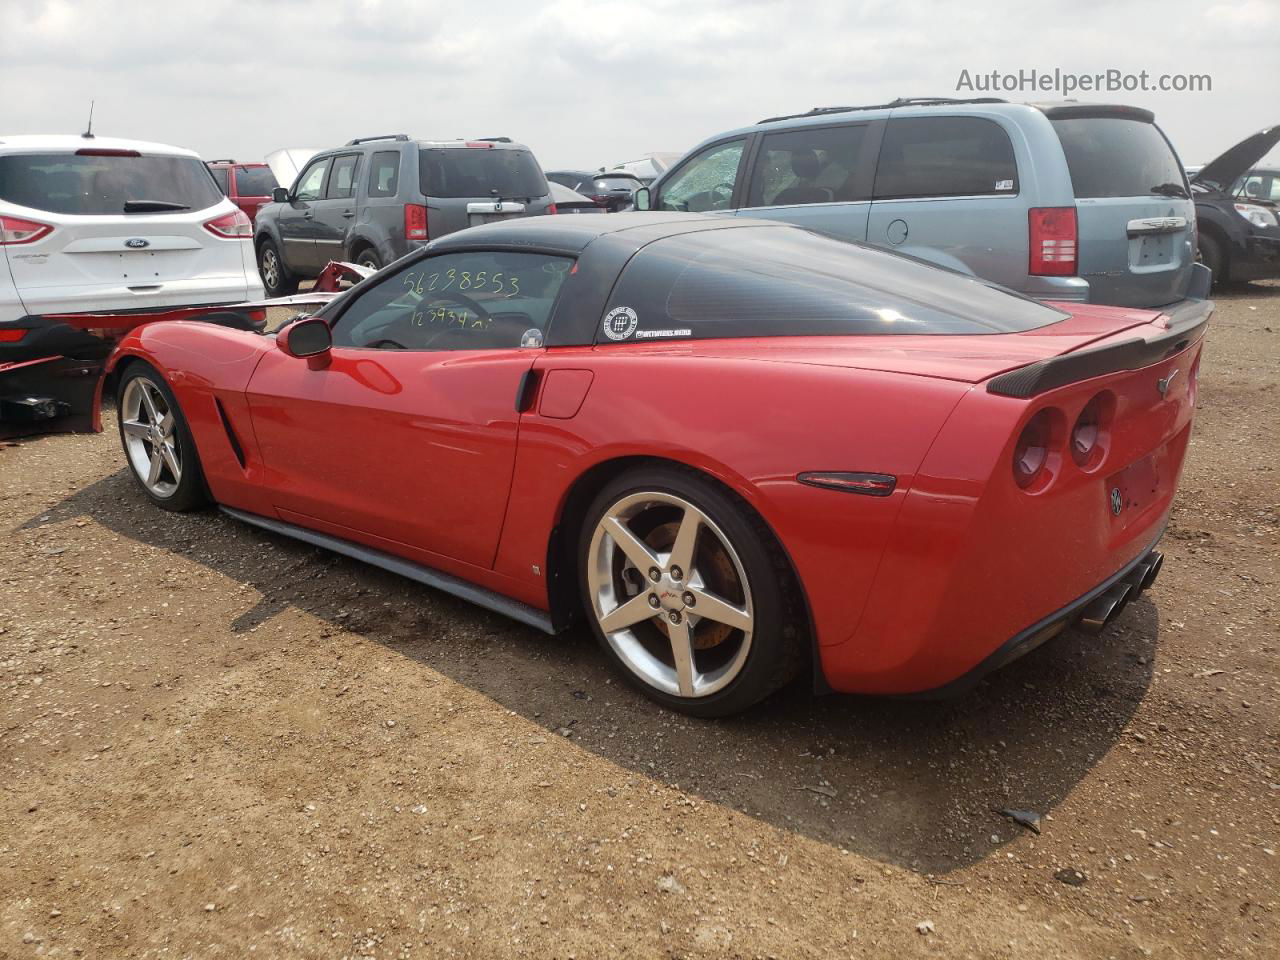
[254,135,554,296]
[634,98,1209,308]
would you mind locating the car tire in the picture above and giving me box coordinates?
[116,363,209,513]
[1199,232,1228,286]
[578,464,803,717]
[353,247,382,271]
[258,239,298,297]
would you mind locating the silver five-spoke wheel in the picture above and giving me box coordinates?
[261,247,280,289]
[587,491,754,699]
[121,376,182,498]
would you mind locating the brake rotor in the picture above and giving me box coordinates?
[643,521,738,650]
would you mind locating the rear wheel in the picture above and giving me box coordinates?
[258,239,298,296]
[116,364,208,512]
[579,465,801,717]
[1199,232,1228,285]
[353,247,382,271]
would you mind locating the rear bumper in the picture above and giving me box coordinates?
[901,533,1165,699]
[11,275,263,317]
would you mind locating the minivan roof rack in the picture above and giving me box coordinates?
[345,134,411,145]
[757,97,1007,124]
[474,137,512,143]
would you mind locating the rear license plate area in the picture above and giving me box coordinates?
[1131,233,1174,269]
[1106,453,1160,527]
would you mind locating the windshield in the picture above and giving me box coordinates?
[1051,118,1185,199]
[0,152,224,215]
[418,148,547,199]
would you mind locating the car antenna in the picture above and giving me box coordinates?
[82,100,96,139]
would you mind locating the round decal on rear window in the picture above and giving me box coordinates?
[602,306,639,341]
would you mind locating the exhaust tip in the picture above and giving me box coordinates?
[1077,582,1133,634]
[1141,551,1164,591]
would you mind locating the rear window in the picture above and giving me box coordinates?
[234,165,277,197]
[873,117,1019,199]
[1052,118,1184,199]
[599,226,1066,342]
[418,148,547,199]
[0,153,224,215]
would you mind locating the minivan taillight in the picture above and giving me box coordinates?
[203,209,252,238]
[404,203,428,240]
[0,215,53,245]
[1028,207,1077,276]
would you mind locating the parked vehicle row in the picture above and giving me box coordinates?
[546,169,645,211]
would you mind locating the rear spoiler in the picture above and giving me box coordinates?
[987,298,1212,399]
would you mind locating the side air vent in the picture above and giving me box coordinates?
[213,398,247,469]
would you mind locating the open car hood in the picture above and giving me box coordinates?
[265,148,320,191]
[1191,124,1280,191]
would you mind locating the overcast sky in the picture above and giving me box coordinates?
[2,0,1277,172]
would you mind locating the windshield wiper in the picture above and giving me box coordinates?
[1149,182,1189,199]
[123,199,190,213]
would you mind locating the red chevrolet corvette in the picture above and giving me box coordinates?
[106,213,1208,716]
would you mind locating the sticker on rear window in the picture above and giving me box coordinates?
[635,328,692,339]
[995,179,1014,191]
[602,306,639,341]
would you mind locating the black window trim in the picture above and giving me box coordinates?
[323,152,363,201]
[741,118,885,209]
[871,114,1021,202]
[366,148,403,199]
[321,243,581,351]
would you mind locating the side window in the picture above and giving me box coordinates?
[331,251,574,351]
[327,154,361,199]
[745,125,870,207]
[656,140,745,212]
[873,117,1018,200]
[209,167,230,194]
[294,158,331,201]
[367,151,400,198]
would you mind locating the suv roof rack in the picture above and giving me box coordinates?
[473,137,512,143]
[757,97,1008,125]
[207,158,236,164]
[345,134,411,146]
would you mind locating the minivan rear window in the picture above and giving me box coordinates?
[599,226,1067,342]
[418,148,547,199]
[873,117,1019,199]
[1052,118,1185,199]
[0,153,224,215]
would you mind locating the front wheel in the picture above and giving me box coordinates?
[579,465,801,717]
[116,364,209,512]
[258,239,298,297]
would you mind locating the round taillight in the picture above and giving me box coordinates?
[1071,397,1101,466]
[1013,410,1053,489]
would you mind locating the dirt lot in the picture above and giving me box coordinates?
[1,284,1276,959]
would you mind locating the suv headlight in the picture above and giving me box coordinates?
[1234,203,1279,228]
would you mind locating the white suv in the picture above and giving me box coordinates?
[0,134,264,325]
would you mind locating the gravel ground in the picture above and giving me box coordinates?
[1,283,1276,959]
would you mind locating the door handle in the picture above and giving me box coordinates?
[302,211,314,220]
[342,210,355,218]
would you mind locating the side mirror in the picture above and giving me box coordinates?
[272,186,289,203]
[276,316,332,368]
[633,186,652,211]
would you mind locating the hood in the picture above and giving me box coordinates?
[264,148,320,190]
[1191,125,1280,191]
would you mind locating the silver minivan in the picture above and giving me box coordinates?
[634,98,1208,307]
